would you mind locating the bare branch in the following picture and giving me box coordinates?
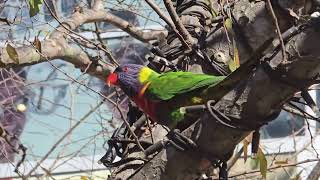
[50,8,163,42]
[144,0,189,48]
[229,159,320,178]
[266,0,286,62]
[163,0,194,46]
[0,40,113,80]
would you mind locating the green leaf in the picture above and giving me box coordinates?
[257,148,267,179]
[6,44,19,63]
[28,0,43,17]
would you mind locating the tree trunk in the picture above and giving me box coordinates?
[110,0,320,179]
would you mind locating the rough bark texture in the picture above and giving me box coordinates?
[110,0,320,179]
[307,160,320,180]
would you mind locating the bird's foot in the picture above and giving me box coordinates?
[167,129,197,151]
[144,129,198,157]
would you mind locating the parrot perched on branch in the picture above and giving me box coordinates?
[107,64,225,129]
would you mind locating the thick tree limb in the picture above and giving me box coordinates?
[110,0,320,179]
[0,39,112,80]
[93,0,104,10]
[307,160,320,180]
[119,28,320,180]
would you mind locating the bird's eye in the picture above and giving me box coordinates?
[123,67,128,72]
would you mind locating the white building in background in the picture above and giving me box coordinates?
[0,0,319,180]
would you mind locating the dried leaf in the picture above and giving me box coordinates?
[274,159,288,165]
[242,139,249,162]
[28,0,43,17]
[291,169,303,180]
[229,39,240,72]
[242,132,253,162]
[33,37,41,53]
[257,148,267,179]
[6,44,19,63]
[224,18,233,34]
[0,18,10,25]
[233,42,240,68]
[245,132,253,142]
[80,176,88,180]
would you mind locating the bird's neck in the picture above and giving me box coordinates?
[138,67,159,84]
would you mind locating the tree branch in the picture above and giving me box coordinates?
[93,0,104,10]
[110,0,316,179]
[307,160,320,180]
[144,0,190,48]
[163,0,194,46]
[0,39,113,80]
[50,8,164,42]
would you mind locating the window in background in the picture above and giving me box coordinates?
[43,0,58,21]
[98,10,140,31]
[260,110,305,139]
[60,0,78,17]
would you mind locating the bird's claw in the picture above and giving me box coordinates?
[167,129,197,150]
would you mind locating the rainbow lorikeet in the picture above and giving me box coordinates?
[107,64,225,129]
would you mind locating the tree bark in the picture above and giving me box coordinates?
[307,161,320,180]
[110,0,320,179]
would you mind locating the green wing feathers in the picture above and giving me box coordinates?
[146,71,225,100]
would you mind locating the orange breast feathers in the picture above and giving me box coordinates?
[132,96,158,122]
[132,82,158,122]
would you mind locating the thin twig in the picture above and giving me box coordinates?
[229,158,320,178]
[43,0,119,66]
[25,100,105,178]
[305,119,320,159]
[146,115,154,144]
[266,0,287,62]
[0,125,25,178]
[163,0,194,46]
[144,0,175,30]
[144,0,190,49]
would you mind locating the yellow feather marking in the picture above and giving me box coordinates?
[191,97,203,104]
[139,82,151,98]
[138,67,153,83]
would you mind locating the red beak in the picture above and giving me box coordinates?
[107,73,118,87]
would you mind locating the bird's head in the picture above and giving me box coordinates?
[106,64,158,97]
